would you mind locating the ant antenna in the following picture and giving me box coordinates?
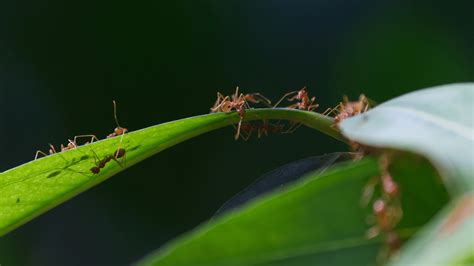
[113,100,122,128]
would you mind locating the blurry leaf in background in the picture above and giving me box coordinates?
[139,152,449,266]
[214,152,353,216]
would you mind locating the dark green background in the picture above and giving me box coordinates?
[0,1,472,265]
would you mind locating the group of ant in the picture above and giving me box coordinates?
[35,88,369,173]
[35,101,128,175]
[362,154,403,261]
[210,86,370,140]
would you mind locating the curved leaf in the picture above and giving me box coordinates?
[339,83,474,195]
[138,154,449,266]
[0,109,339,236]
[339,83,472,265]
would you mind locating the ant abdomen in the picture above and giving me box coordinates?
[114,148,126,158]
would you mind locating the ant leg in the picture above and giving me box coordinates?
[90,150,101,166]
[243,99,252,110]
[67,139,78,148]
[308,104,319,112]
[246,93,272,107]
[48,144,57,154]
[115,130,127,166]
[73,135,99,145]
[240,127,252,141]
[111,156,124,168]
[286,103,300,109]
[260,127,269,138]
[234,116,243,140]
[34,150,49,160]
[283,122,303,134]
[322,108,332,116]
[363,104,369,113]
[322,107,338,116]
[211,95,230,112]
[273,91,298,108]
[233,87,240,100]
[323,103,342,116]
[211,92,226,112]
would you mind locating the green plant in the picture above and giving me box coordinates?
[0,83,472,265]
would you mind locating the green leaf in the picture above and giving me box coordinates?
[339,83,472,265]
[215,152,352,216]
[0,109,340,236]
[339,83,474,195]
[138,154,449,266]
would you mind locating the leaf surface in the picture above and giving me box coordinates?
[0,109,339,236]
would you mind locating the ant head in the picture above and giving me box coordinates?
[66,139,76,149]
[90,166,100,174]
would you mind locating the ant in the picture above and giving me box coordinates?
[34,135,99,160]
[211,87,271,140]
[323,94,370,124]
[90,148,126,174]
[272,87,319,133]
[107,100,128,138]
[91,120,127,175]
[238,120,285,141]
[362,153,403,262]
[273,87,319,111]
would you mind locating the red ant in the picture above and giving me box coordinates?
[107,100,128,138]
[90,148,126,174]
[273,87,319,111]
[272,87,319,133]
[211,87,271,140]
[323,94,370,124]
[362,154,403,262]
[35,135,99,160]
[92,104,128,174]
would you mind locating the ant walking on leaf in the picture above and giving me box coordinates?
[273,87,319,111]
[35,135,99,160]
[91,100,128,174]
[273,87,319,133]
[323,94,371,124]
[90,146,126,174]
[211,87,271,140]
